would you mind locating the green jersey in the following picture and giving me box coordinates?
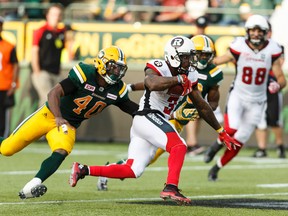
[176,63,223,125]
[47,62,130,128]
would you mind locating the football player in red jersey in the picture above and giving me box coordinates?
[70,35,239,205]
[0,46,139,199]
[204,15,287,181]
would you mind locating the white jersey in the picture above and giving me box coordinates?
[230,37,282,102]
[137,59,198,119]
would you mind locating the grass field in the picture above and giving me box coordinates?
[0,142,288,216]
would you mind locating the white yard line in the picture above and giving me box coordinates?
[257,183,288,188]
[0,192,287,206]
[0,162,288,175]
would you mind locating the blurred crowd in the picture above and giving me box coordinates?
[0,0,283,26]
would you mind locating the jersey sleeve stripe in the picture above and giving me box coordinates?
[146,63,162,76]
[119,83,128,98]
[272,52,282,63]
[209,67,222,77]
[119,83,126,95]
[73,64,87,83]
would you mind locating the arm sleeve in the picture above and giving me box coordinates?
[116,100,139,116]
[33,28,41,46]
[59,77,78,95]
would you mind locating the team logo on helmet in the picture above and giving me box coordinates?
[171,37,184,48]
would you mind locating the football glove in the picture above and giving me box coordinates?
[126,84,133,93]
[177,74,193,96]
[173,101,199,121]
[268,81,280,94]
[218,130,241,151]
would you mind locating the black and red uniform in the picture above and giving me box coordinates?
[33,23,65,74]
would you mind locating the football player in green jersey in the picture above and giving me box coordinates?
[0,46,139,199]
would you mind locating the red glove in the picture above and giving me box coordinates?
[218,130,241,151]
[268,81,280,94]
[177,74,192,96]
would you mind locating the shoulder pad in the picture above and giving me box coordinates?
[69,63,88,84]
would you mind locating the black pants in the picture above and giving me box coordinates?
[0,91,9,137]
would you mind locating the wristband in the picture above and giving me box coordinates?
[177,74,183,84]
[216,127,224,133]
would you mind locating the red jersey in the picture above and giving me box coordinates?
[33,23,65,74]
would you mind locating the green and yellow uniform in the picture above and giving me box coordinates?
[1,62,132,156]
[173,63,223,131]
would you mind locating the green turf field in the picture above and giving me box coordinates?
[0,142,287,216]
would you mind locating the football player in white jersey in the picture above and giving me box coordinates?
[69,36,239,205]
[253,21,286,159]
[204,14,287,181]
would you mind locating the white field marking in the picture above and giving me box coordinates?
[20,147,288,164]
[22,147,127,156]
[257,183,288,188]
[0,192,288,206]
[1,163,288,175]
[185,155,288,164]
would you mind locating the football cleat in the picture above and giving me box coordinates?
[277,145,286,159]
[208,165,220,181]
[252,149,267,158]
[160,184,191,205]
[97,176,108,191]
[69,162,87,187]
[187,145,205,156]
[19,184,47,199]
[204,141,223,163]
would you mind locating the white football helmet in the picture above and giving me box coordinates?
[245,14,269,46]
[164,35,196,74]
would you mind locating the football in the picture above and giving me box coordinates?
[167,84,183,96]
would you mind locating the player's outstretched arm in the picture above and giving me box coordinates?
[126,82,145,92]
[213,50,234,66]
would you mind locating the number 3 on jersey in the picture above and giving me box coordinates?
[242,67,266,85]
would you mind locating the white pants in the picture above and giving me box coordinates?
[225,90,266,144]
[127,113,186,177]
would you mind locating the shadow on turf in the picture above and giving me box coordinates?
[120,199,288,210]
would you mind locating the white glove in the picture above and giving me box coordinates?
[268,81,280,94]
[126,84,133,93]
